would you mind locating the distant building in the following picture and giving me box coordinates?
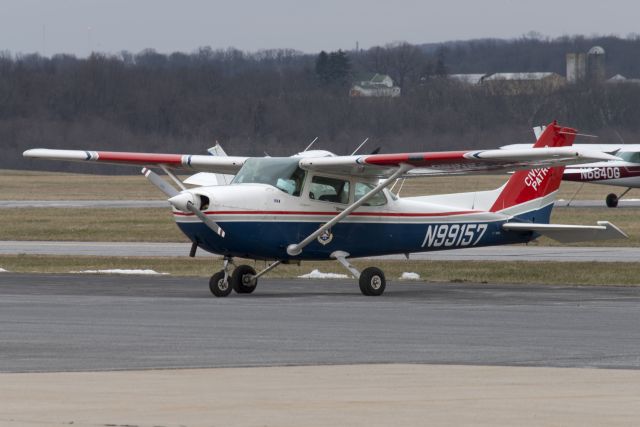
[566,46,606,83]
[350,73,401,97]
[449,73,486,85]
[482,72,566,94]
[606,74,640,85]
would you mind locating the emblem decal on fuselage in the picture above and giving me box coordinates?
[317,229,333,245]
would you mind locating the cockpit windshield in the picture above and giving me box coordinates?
[232,157,306,196]
[617,152,640,163]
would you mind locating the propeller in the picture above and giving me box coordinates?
[142,168,179,198]
[142,168,226,238]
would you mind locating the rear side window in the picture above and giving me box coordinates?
[309,176,350,204]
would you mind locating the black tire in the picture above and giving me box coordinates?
[209,270,232,297]
[232,265,257,294]
[606,193,619,208]
[359,267,386,296]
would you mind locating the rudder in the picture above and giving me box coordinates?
[490,121,577,213]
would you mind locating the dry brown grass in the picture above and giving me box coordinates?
[0,170,172,200]
[3,169,637,201]
[1,255,639,286]
[0,208,186,242]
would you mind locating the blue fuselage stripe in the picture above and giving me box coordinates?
[175,204,553,260]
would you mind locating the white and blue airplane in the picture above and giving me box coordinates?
[24,121,626,297]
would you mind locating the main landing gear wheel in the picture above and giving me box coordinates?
[232,265,258,294]
[606,193,619,208]
[359,267,386,296]
[209,270,232,297]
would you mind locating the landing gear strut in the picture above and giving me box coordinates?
[332,250,387,296]
[606,187,631,208]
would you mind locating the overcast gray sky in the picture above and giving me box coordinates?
[1,0,638,57]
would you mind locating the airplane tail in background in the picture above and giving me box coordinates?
[489,121,577,216]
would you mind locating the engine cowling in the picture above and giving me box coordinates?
[168,192,199,212]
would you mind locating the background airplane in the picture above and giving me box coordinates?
[24,122,626,297]
[503,127,640,207]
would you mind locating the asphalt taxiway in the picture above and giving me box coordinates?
[1,273,639,373]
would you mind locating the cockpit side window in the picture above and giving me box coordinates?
[309,175,350,204]
[619,152,640,163]
[355,182,387,206]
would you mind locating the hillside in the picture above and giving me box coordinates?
[2,35,640,173]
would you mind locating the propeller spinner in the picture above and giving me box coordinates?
[142,168,226,238]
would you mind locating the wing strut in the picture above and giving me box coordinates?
[160,165,186,191]
[286,164,412,256]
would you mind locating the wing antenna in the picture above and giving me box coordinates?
[303,137,319,152]
[351,138,370,155]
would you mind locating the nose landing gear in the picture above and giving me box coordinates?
[209,257,282,297]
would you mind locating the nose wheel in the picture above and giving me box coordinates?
[208,257,282,297]
[209,270,232,297]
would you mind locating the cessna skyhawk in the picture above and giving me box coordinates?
[24,121,626,296]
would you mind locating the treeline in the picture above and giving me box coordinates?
[1,35,640,173]
[434,34,640,76]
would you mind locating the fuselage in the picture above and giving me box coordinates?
[563,161,640,187]
[504,143,640,189]
[173,182,549,261]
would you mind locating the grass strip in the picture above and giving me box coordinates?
[2,169,634,201]
[1,255,639,286]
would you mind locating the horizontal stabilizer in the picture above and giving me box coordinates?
[502,221,628,243]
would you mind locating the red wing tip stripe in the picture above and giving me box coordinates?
[95,151,185,164]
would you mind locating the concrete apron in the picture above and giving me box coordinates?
[2,364,639,427]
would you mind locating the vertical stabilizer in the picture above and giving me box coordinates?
[490,121,577,214]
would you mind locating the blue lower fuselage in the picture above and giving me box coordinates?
[176,204,552,260]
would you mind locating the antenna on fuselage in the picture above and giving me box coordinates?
[614,130,626,145]
[303,137,319,152]
[350,137,369,155]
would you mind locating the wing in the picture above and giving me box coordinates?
[298,148,621,178]
[23,149,247,174]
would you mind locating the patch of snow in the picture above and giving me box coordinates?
[71,269,169,275]
[400,272,421,280]
[0,268,8,273]
[298,269,349,279]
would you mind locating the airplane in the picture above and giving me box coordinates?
[23,121,627,297]
[503,127,640,207]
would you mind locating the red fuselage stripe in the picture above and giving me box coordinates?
[172,210,480,217]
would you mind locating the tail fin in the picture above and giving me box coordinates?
[490,121,577,214]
